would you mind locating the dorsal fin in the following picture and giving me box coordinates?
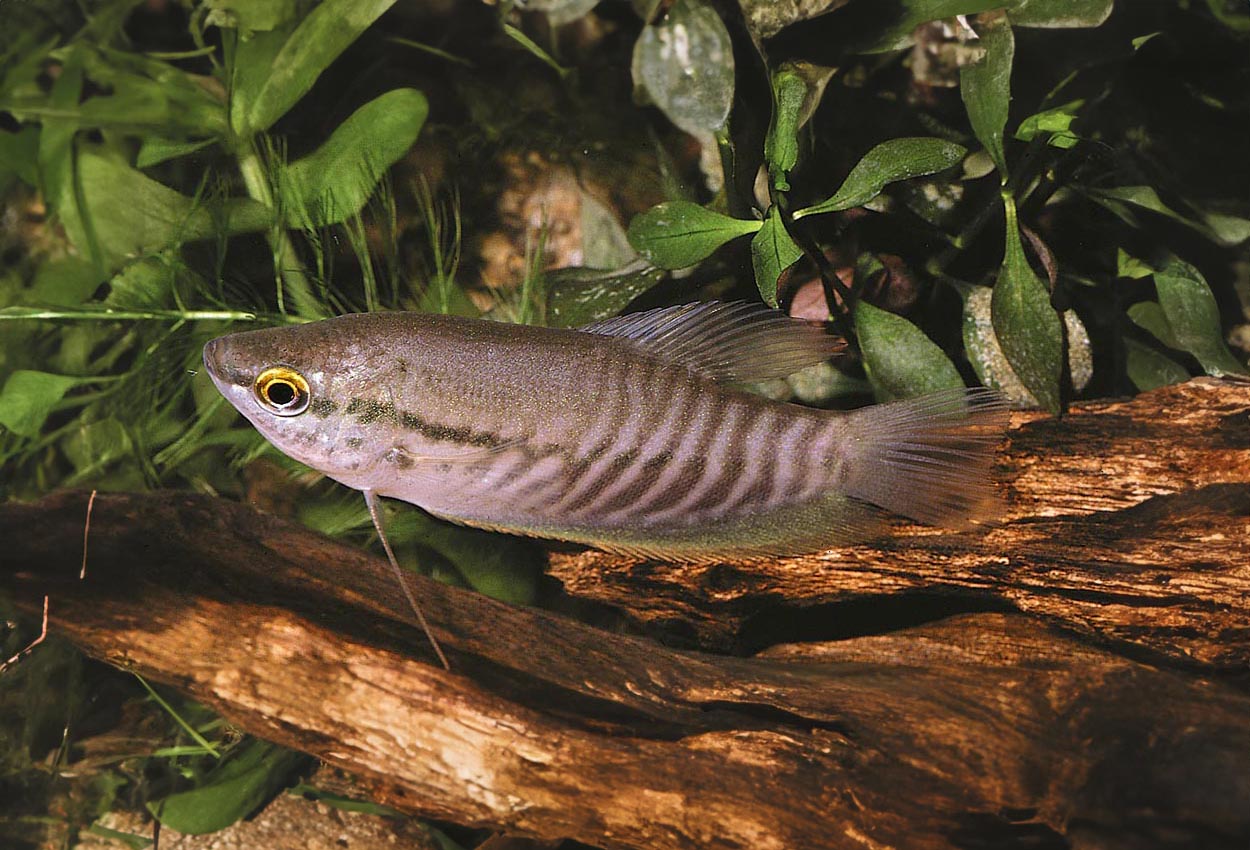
[578,301,840,382]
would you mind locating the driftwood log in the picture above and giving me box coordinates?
[3,378,1250,849]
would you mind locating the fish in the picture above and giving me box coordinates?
[204,301,1007,664]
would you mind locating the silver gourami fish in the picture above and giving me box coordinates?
[203,302,1008,563]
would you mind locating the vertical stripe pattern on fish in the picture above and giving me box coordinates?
[204,302,1007,561]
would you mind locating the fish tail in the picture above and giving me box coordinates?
[839,388,1010,528]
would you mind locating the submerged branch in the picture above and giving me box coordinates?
[3,378,1249,849]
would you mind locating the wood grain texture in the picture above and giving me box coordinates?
[2,378,1249,850]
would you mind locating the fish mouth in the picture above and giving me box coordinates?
[202,336,251,387]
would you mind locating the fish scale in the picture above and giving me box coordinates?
[204,302,1008,562]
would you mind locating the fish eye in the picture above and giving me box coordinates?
[253,366,310,416]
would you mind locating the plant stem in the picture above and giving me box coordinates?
[236,144,327,319]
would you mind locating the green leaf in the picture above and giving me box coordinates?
[991,194,1063,412]
[502,23,571,78]
[854,1,1002,53]
[1127,301,1180,350]
[750,206,803,308]
[204,0,301,32]
[57,148,270,266]
[0,125,39,187]
[228,0,397,136]
[1085,185,1249,247]
[1014,99,1083,149]
[147,740,309,835]
[0,370,85,437]
[764,68,806,191]
[627,201,760,269]
[631,0,735,136]
[1009,0,1113,27]
[793,138,966,219]
[281,88,427,228]
[546,266,666,328]
[1125,339,1190,392]
[1116,248,1154,280]
[959,14,1014,179]
[137,136,215,169]
[1152,259,1248,376]
[855,301,964,401]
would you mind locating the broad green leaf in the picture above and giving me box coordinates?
[203,0,300,32]
[0,125,39,187]
[1125,339,1190,392]
[546,265,666,328]
[1153,259,1248,376]
[281,88,427,228]
[1203,211,1250,246]
[30,256,108,306]
[378,506,544,605]
[137,136,215,169]
[627,201,760,269]
[39,49,95,267]
[228,0,397,136]
[1014,99,1083,149]
[147,740,308,835]
[1127,301,1180,350]
[991,195,1063,412]
[764,68,806,191]
[580,189,636,271]
[855,0,1108,53]
[0,370,84,437]
[855,1,1002,53]
[855,300,964,401]
[750,206,802,308]
[1085,185,1249,247]
[793,138,966,219]
[960,14,1014,179]
[1009,0,1113,27]
[6,45,226,140]
[58,148,270,266]
[632,0,734,136]
[1116,248,1154,280]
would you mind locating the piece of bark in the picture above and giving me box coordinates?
[549,377,1250,668]
[2,378,1249,850]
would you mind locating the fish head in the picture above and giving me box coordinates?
[203,319,387,487]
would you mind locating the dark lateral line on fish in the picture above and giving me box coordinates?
[341,398,506,448]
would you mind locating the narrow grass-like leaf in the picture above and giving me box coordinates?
[502,23,570,77]
[229,0,397,136]
[991,194,1063,412]
[1153,259,1248,376]
[750,206,802,307]
[855,301,964,401]
[960,14,1014,179]
[147,739,308,834]
[627,201,760,269]
[281,88,427,228]
[793,138,966,219]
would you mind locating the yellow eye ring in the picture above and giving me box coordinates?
[253,366,311,416]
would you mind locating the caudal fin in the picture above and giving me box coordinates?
[841,388,1009,528]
